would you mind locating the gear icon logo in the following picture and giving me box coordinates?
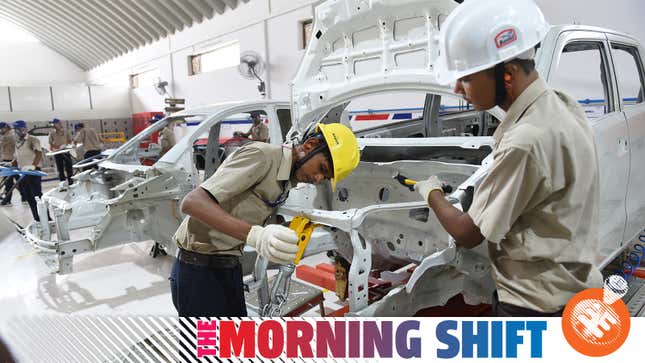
[561,275,631,356]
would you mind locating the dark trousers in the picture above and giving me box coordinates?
[1,176,11,203]
[1,161,13,204]
[54,154,73,184]
[1,176,27,204]
[82,150,102,171]
[83,150,101,159]
[169,257,247,317]
[19,171,42,222]
[492,291,564,317]
[1,160,24,204]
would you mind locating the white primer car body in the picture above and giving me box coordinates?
[25,101,292,274]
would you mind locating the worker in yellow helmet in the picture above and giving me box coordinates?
[171,122,359,317]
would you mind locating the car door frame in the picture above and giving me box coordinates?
[544,29,629,268]
[605,33,645,245]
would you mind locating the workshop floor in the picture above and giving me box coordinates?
[0,180,344,328]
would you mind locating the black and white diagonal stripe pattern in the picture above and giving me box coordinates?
[2,316,360,362]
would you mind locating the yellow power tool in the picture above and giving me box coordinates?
[288,216,319,264]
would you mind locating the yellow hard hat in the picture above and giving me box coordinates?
[316,123,360,191]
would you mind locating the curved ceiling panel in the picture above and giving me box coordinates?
[0,0,252,70]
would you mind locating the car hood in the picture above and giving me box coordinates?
[290,0,459,135]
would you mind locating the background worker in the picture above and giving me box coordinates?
[415,0,602,316]
[0,122,20,206]
[12,120,43,221]
[234,111,269,142]
[158,119,176,156]
[48,118,73,186]
[149,114,164,125]
[170,123,360,317]
[73,122,103,161]
[143,114,163,155]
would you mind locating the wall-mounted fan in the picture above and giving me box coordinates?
[238,51,267,97]
[154,78,170,96]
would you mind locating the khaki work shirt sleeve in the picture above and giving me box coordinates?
[160,128,175,150]
[200,146,272,204]
[254,124,269,141]
[29,137,42,152]
[169,129,176,146]
[159,132,169,150]
[468,146,549,244]
[48,132,54,147]
[74,129,83,144]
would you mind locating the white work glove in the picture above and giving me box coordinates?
[21,165,36,171]
[246,224,299,264]
[414,175,445,205]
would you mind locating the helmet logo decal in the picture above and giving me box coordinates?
[494,28,517,49]
[332,133,340,146]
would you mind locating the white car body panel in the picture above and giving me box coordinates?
[290,0,456,135]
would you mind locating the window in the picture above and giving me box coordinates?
[438,94,473,115]
[130,68,159,89]
[190,40,240,75]
[301,19,313,49]
[277,109,292,141]
[437,94,485,136]
[550,41,612,118]
[611,43,644,108]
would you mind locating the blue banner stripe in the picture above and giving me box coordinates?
[392,113,413,119]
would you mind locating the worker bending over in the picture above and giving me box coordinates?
[73,123,103,161]
[416,0,602,316]
[171,123,359,317]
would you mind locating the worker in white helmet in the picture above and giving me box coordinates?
[416,0,602,316]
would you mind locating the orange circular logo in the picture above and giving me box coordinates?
[561,276,631,357]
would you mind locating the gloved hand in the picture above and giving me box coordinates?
[246,224,299,264]
[414,175,445,205]
[21,165,36,171]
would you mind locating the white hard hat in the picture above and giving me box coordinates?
[434,0,550,85]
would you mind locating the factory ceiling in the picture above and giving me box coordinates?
[0,0,251,70]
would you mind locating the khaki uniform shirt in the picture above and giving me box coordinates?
[159,126,176,151]
[48,129,71,150]
[175,142,293,256]
[250,122,269,142]
[74,128,102,151]
[467,78,603,312]
[15,135,42,167]
[0,130,16,161]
